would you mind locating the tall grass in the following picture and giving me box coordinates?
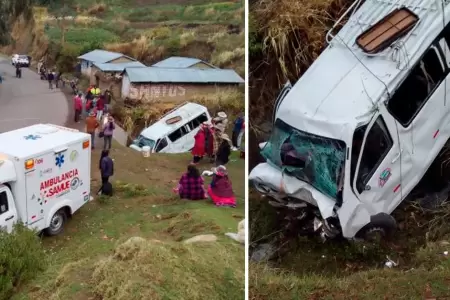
[249,0,353,124]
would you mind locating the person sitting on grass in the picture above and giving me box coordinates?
[207,165,236,207]
[173,164,207,200]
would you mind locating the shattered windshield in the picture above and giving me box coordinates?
[261,119,346,199]
[136,135,156,149]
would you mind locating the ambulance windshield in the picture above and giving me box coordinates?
[261,119,346,199]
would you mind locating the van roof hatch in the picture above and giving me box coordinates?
[356,7,419,54]
[166,116,182,125]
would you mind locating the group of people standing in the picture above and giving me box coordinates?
[192,112,244,167]
[73,85,116,151]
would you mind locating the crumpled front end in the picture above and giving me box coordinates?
[249,162,336,219]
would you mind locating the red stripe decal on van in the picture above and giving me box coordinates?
[393,184,401,193]
[31,215,36,219]
[433,130,439,139]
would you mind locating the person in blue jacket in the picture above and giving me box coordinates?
[231,113,244,150]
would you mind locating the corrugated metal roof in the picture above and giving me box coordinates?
[123,67,244,84]
[152,56,216,68]
[77,49,136,63]
[93,61,146,72]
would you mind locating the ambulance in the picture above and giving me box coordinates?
[0,124,91,235]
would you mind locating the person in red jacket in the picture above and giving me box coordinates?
[96,95,105,122]
[73,92,82,123]
[85,98,93,116]
[192,124,207,164]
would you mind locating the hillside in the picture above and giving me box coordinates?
[11,141,245,300]
[8,0,244,76]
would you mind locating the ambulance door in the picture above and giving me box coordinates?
[66,142,90,211]
[25,154,47,227]
[0,186,17,233]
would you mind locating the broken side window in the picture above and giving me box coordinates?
[350,125,368,187]
[261,119,346,199]
[355,116,393,193]
[388,47,445,126]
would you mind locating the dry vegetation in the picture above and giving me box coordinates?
[112,89,244,137]
[249,0,352,124]
[249,0,450,298]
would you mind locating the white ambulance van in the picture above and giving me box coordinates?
[0,124,91,235]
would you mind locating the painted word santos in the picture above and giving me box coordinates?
[40,169,78,196]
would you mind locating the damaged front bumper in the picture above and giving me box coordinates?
[249,162,342,239]
[249,162,336,219]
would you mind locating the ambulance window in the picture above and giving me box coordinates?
[155,138,168,152]
[356,116,393,193]
[0,191,8,214]
[387,47,445,126]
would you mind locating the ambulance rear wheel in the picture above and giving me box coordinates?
[45,209,67,236]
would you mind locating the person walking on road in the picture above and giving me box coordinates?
[96,95,105,122]
[85,112,99,149]
[47,71,54,89]
[73,92,83,123]
[98,150,114,196]
[102,115,115,150]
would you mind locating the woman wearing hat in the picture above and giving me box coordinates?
[212,111,228,133]
[207,165,236,207]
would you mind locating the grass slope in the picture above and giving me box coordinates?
[12,142,245,300]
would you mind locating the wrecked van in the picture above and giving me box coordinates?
[249,0,450,240]
[129,102,211,154]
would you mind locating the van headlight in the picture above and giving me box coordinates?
[252,180,271,194]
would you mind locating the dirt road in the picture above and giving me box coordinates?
[0,57,69,132]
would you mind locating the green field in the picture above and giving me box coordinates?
[37,0,244,75]
[11,142,245,300]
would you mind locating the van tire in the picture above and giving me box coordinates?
[44,209,67,236]
[355,213,397,241]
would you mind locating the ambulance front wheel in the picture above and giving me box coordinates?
[45,209,67,236]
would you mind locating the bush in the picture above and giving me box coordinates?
[0,224,47,300]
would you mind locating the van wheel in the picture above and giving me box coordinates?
[355,213,397,241]
[44,209,67,236]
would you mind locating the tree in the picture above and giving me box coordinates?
[0,0,34,46]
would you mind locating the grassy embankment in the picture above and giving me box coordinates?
[11,141,245,300]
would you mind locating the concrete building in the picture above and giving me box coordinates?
[78,50,137,76]
[90,61,146,100]
[152,56,217,69]
[121,67,244,102]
